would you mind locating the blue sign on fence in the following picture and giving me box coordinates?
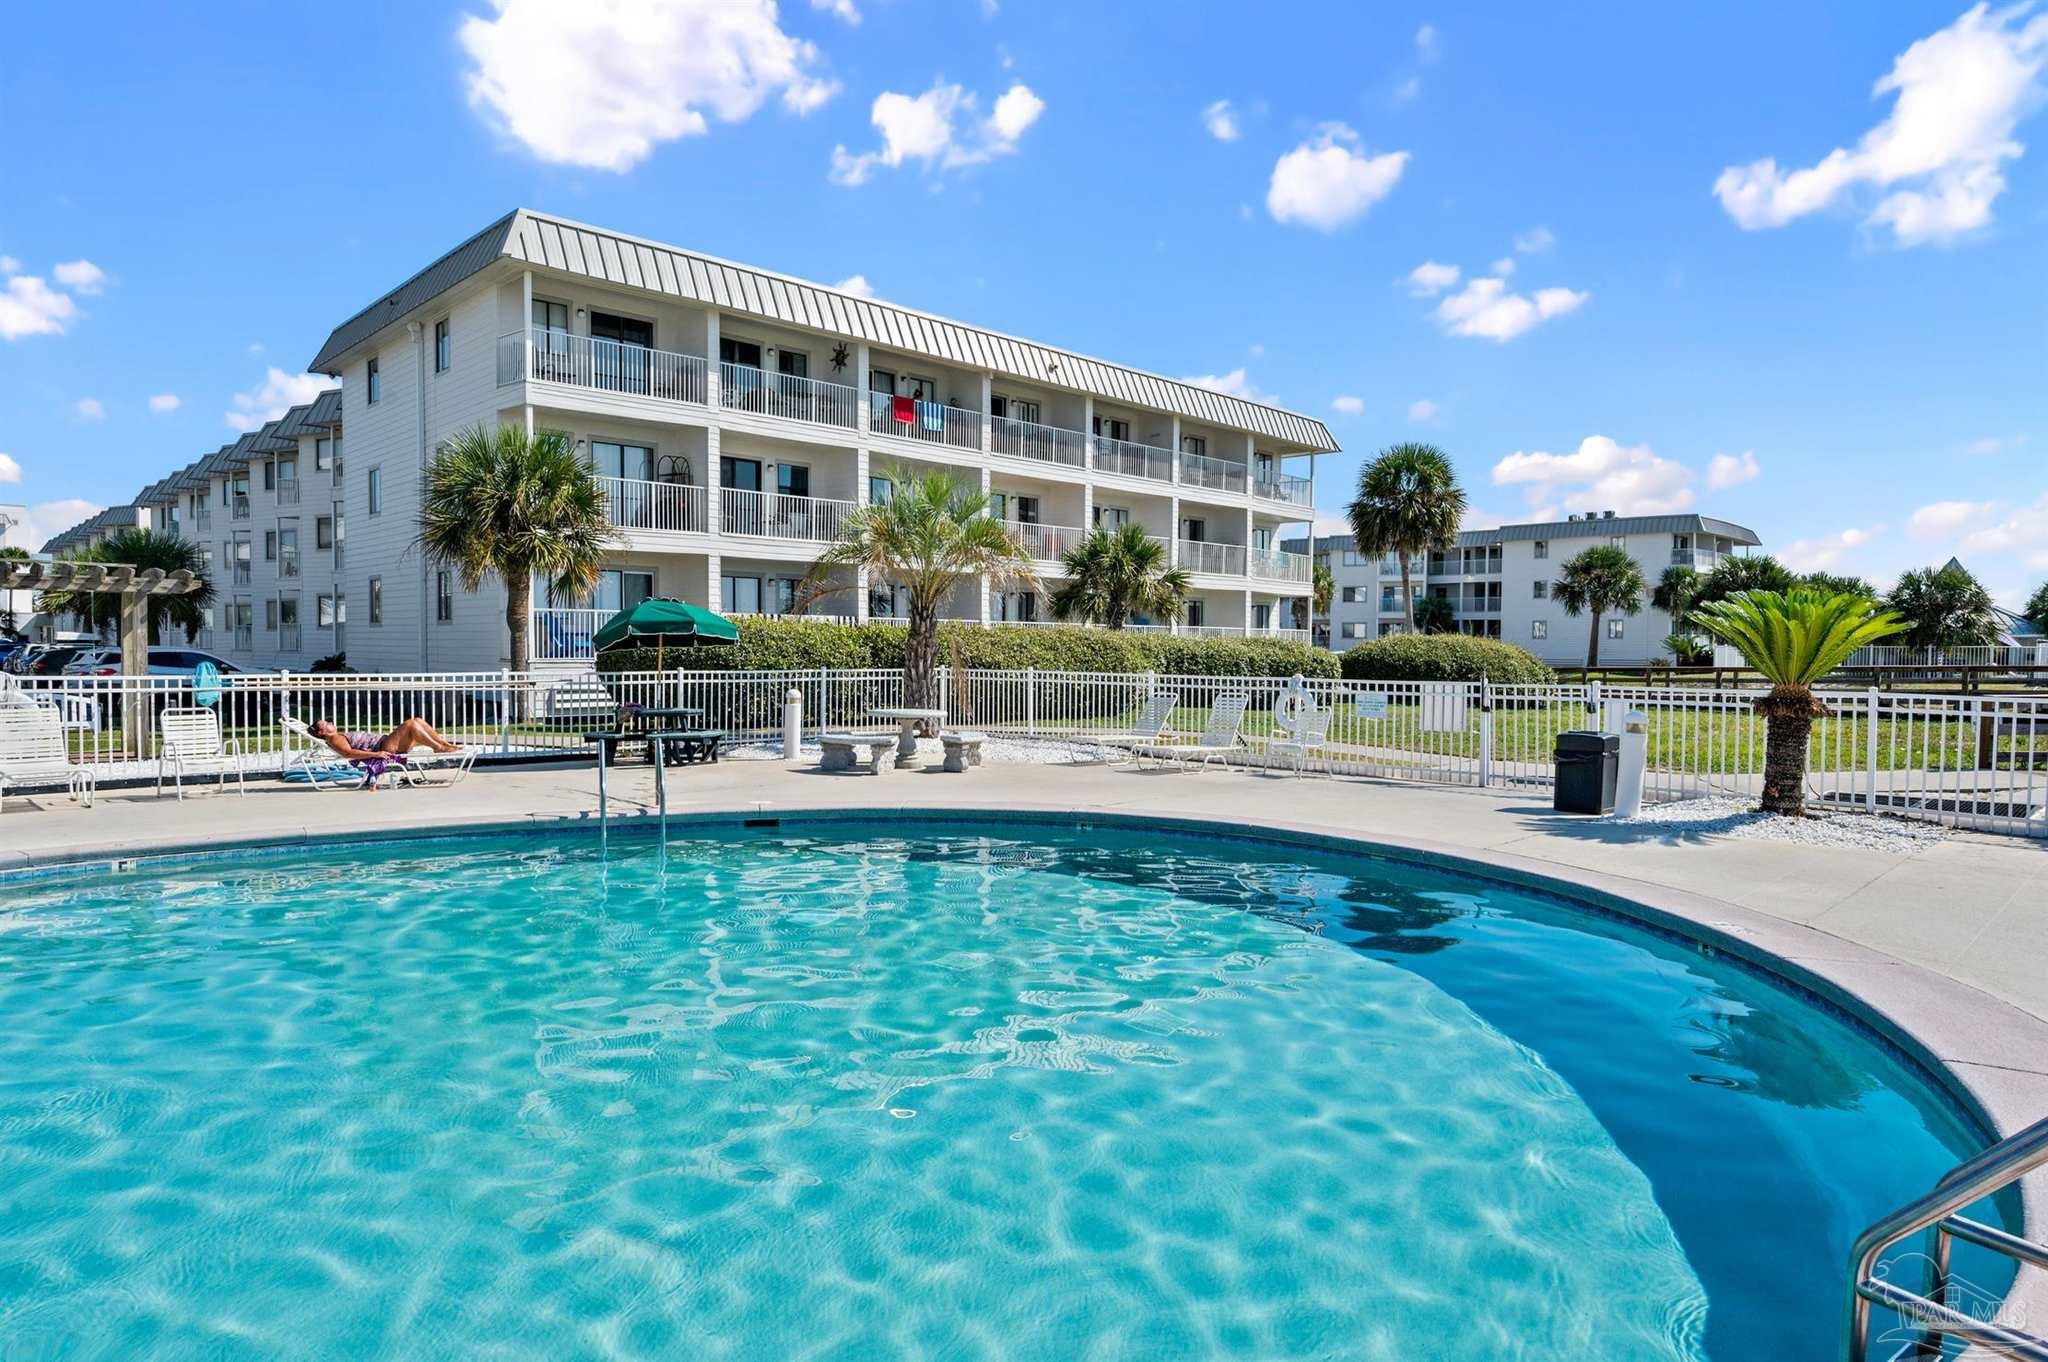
[1354,692,1389,720]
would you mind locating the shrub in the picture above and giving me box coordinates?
[1663,633,1711,666]
[1338,633,1554,685]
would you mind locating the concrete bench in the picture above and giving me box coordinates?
[940,730,987,773]
[820,732,893,774]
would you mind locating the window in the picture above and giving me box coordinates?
[314,437,331,471]
[262,460,276,492]
[368,577,382,625]
[1533,580,1548,599]
[434,318,451,372]
[1251,603,1272,629]
[1608,618,1624,639]
[263,530,278,561]
[868,475,893,505]
[318,595,338,628]
[722,575,763,614]
[365,356,380,404]
[1531,620,1548,640]
[776,463,810,498]
[1093,416,1130,442]
[775,349,808,379]
[367,467,382,516]
[988,492,1007,521]
[279,596,299,629]
[264,598,278,630]
[1533,540,1548,560]
[315,516,333,550]
[1342,551,1365,567]
[435,571,453,623]
[1611,535,1627,549]
[277,457,296,488]
[591,441,654,481]
[533,299,569,337]
[994,395,1040,424]
[1180,435,1207,458]
[1185,600,1205,627]
[1094,505,1130,530]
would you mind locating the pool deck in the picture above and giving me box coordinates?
[6,753,2048,1333]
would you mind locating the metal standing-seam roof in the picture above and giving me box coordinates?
[271,390,343,443]
[308,209,1339,451]
[1284,513,1762,556]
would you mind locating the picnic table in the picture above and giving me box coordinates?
[868,706,948,769]
[584,706,715,767]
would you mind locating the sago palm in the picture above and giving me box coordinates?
[1050,523,1190,629]
[1552,544,1646,668]
[801,466,1038,722]
[36,528,215,644]
[1692,589,1903,817]
[1347,443,1466,632]
[415,423,613,676]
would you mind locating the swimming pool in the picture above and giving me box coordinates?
[0,816,2009,1360]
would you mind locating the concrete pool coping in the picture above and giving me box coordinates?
[4,767,2046,1345]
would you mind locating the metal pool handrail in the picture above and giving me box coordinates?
[1845,1115,2048,1360]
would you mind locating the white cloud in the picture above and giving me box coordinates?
[1491,435,1696,517]
[1490,255,1516,276]
[1965,432,2028,455]
[1432,276,1589,342]
[7,498,101,551]
[147,393,182,413]
[225,368,328,432]
[830,81,1043,186]
[1414,23,1439,58]
[458,0,837,173]
[0,452,19,484]
[1705,449,1761,490]
[1460,507,1508,533]
[810,0,859,23]
[1961,491,2048,568]
[1266,124,1409,231]
[0,273,79,340]
[1513,225,1556,254]
[1408,399,1438,422]
[1406,260,1461,295]
[51,259,106,294]
[1330,394,1365,415]
[1781,524,1883,572]
[1712,4,2048,247]
[0,256,17,273]
[73,397,105,422]
[1179,369,1275,404]
[1909,498,1998,538]
[833,274,876,299]
[1202,99,1240,141]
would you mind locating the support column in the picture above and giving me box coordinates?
[855,343,871,433]
[1243,588,1253,637]
[120,589,149,758]
[1168,496,1180,566]
[705,312,722,411]
[705,553,721,613]
[978,373,993,453]
[855,567,871,623]
[979,464,993,625]
[706,427,723,538]
[1169,415,1182,482]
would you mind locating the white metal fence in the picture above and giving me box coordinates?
[5,669,2042,838]
[1845,644,2048,669]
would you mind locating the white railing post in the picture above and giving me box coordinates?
[1477,676,1493,788]
[1026,667,1037,735]
[1865,687,1880,814]
[499,670,513,754]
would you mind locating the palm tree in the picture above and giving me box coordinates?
[416,423,613,676]
[1796,571,1876,600]
[1347,443,1466,632]
[1885,563,1998,652]
[1551,544,1646,668]
[1050,523,1190,629]
[1412,594,1457,634]
[36,528,215,644]
[1293,560,1335,632]
[802,466,1037,720]
[0,546,27,637]
[2026,581,2048,631]
[1693,590,1903,817]
[1692,554,1794,612]
[1653,565,1700,636]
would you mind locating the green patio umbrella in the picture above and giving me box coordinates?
[590,597,739,670]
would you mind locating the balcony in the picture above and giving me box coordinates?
[193,508,212,531]
[232,624,254,651]
[1248,548,1312,584]
[1254,472,1313,507]
[720,487,857,542]
[721,362,860,431]
[280,626,302,653]
[991,415,1086,468]
[1179,451,1246,494]
[279,553,300,580]
[1003,520,1085,562]
[1178,539,1247,575]
[868,392,985,451]
[277,483,301,507]
[1091,434,1174,483]
[230,495,250,521]
[504,329,711,405]
[600,475,708,534]
[232,562,251,586]
[531,607,608,662]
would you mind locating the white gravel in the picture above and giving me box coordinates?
[1615,795,1948,852]
[722,736,1090,766]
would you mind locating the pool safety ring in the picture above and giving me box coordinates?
[1274,676,1315,739]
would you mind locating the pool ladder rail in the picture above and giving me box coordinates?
[1846,1115,2048,1361]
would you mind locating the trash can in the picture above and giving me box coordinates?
[1554,731,1620,814]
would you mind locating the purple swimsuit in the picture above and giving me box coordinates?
[345,732,406,780]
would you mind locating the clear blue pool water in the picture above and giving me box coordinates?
[0,820,2007,1360]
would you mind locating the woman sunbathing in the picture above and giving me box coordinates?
[307,717,462,787]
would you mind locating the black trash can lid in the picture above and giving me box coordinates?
[1555,730,1620,754]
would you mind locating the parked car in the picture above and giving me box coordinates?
[15,644,89,676]
[61,646,259,679]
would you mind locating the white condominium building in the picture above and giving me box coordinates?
[297,209,1331,671]
[1294,510,1763,666]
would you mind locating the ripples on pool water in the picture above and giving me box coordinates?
[0,822,2005,1360]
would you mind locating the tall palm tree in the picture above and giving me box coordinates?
[1885,563,1998,651]
[36,528,215,644]
[1050,523,1190,629]
[1346,443,1466,632]
[802,466,1038,719]
[1552,544,1646,668]
[1292,560,1335,632]
[2026,581,2048,631]
[1412,593,1457,634]
[1652,564,1700,636]
[416,423,613,676]
[1693,589,1902,817]
[1692,554,1794,612]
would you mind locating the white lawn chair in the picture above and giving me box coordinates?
[1265,705,1335,777]
[0,704,95,809]
[156,706,246,799]
[280,715,478,790]
[1084,690,1181,763]
[1132,693,1250,771]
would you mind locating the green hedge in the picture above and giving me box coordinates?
[595,617,1339,679]
[1338,633,1555,685]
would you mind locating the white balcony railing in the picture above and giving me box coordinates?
[277,483,300,507]
[279,553,300,580]
[1252,472,1313,507]
[530,607,610,661]
[719,487,857,542]
[1248,548,1312,584]
[1178,539,1247,575]
[232,563,252,586]
[506,329,711,405]
[193,509,211,531]
[869,391,986,450]
[232,624,254,651]
[600,476,708,534]
[1091,435,1175,482]
[1179,451,1246,494]
[1002,520,1085,562]
[280,627,302,653]
[991,416,1086,468]
[230,495,250,521]
[721,363,860,431]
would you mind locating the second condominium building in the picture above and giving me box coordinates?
[286,208,1332,672]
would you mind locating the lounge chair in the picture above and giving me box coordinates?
[0,703,95,809]
[1132,693,1250,771]
[155,705,246,799]
[1083,690,1181,762]
[1264,705,1334,777]
[281,716,479,790]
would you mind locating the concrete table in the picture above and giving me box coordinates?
[868,707,948,769]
